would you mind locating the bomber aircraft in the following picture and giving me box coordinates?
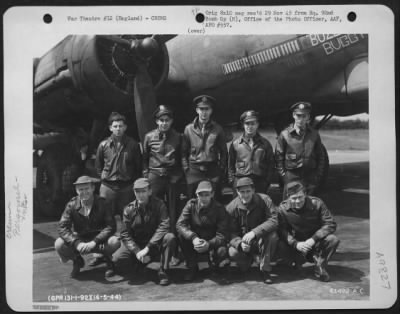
[33,34,368,216]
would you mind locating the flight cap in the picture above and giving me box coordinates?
[290,101,312,114]
[196,181,213,194]
[240,110,259,123]
[73,176,100,185]
[235,177,255,189]
[154,105,173,119]
[286,181,305,196]
[193,95,216,109]
[133,178,150,190]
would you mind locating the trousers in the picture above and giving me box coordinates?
[54,236,120,263]
[276,234,340,267]
[113,233,176,271]
[148,172,180,232]
[99,183,134,219]
[229,231,278,272]
[178,234,228,268]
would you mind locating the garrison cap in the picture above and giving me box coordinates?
[193,95,216,109]
[154,105,173,119]
[133,178,150,190]
[73,176,100,185]
[240,110,260,123]
[290,101,312,114]
[196,181,213,194]
[235,177,255,189]
[286,181,305,196]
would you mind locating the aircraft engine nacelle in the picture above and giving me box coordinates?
[33,35,169,127]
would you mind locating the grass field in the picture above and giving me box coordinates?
[233,128,369,151]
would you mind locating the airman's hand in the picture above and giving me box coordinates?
[242,231,256,244]
[241,241,251,253]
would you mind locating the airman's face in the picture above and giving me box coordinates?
[109,120,127,137]
[237,185,255,205]
[197,191,214,207]
[156,115,173,132]
[75,183,95,201]
[243,120,259,136]
[196,105,212,123]
[134,187,151,205]
[293,112,310,129]
[288,190,306,209]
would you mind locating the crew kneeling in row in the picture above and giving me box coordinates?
[276,181,340,282]
[55,176,120,278]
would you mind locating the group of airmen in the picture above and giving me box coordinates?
[54,95,339,286]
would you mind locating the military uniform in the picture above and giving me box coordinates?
[143,105,183,230]
[95,133,142,218]
[176,197,229,270]
[55,176,120,278]
[113,195,176,272]
[182,95,228,198]
[229,133,274,194]
[225,190,278,273]
[55,194,120,261]
[276,182,339,281]
[275,102,325,196]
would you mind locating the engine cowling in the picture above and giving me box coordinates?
[33,35,169,127]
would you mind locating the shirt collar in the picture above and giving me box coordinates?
[288,197,310,213]
[75,195,98,214]
[288,124,311,135]
[239,132,260,144]
[193,117,214,130]
[108,134,127,146]
[235,195,257,212]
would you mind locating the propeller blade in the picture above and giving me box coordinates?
[134,64,157,142]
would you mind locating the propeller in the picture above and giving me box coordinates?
[99,35,160,141]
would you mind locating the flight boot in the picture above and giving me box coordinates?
[70,255,85,278]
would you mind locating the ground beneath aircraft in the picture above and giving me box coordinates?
[32,129,370,306]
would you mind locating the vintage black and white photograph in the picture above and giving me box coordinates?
[4,5,396,311]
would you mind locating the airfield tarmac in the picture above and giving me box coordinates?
[32,129,370,305]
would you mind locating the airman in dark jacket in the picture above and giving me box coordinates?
[276,181,339,282]
[143,105,183,231]
[55,176,120,279]
[95,112,142,219]
[229,110,274,194]
[112,178,176,286]
[176,181,229,281]
[182,95,228,199]
[225,177,278,284]
[275,102,325,197]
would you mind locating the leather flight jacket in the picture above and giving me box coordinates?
[142,128,182,178]
[225,193,278,250]
[95,134,142,184]
[176,198,229,249]
[275,124,325,179]
[228,133,274,182]
[182,118,227,172]
[120,196,170,254]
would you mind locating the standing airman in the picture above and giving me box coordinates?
[229,110,274,194]
[182,95,228,199]
[275,101,325,197]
